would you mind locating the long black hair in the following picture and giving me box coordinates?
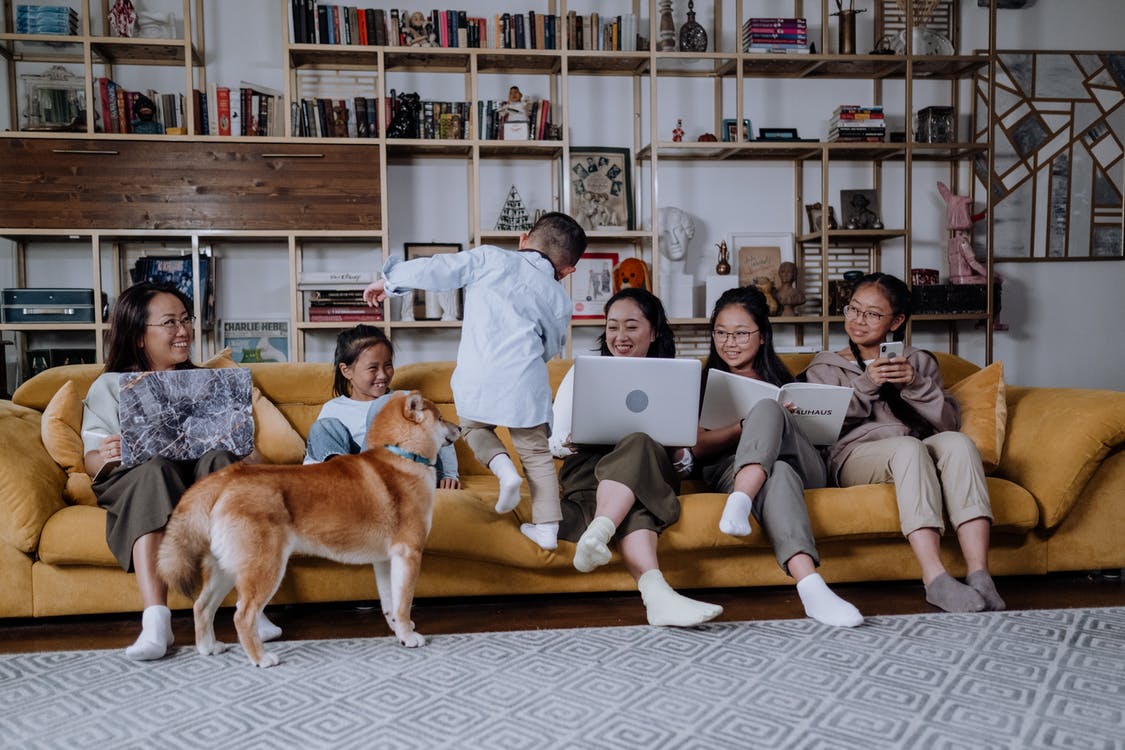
[594,287,676,359]
[706,286,793,386]
[104,281,196,373]
[846,272,935,437]
[332,324,395,397]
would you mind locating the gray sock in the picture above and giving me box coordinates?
[925,572,986,613]
[966,570,1007,611]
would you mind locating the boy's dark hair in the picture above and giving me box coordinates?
[333,324,394,397]
[104,281,197,373]
[849,272,912,342]
[527,211,587,270]
[705,286,793,387]
[594,287,676,359]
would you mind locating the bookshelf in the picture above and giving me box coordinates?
[0,0,997,380]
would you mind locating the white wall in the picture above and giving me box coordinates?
[2,0,1122,389]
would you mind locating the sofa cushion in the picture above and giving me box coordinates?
[37,505,116,566]
[41,380,84,473]
[251,387,307,464]
[948,361,1007,472]
[0,402,67,554]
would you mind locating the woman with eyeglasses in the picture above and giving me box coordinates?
[81,282,281,660]
[805,273,1004,613]
[550,287,723,627]
[692,286,863,627]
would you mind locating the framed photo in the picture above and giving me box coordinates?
[569,147,634,231]
[840,189,882,229]
[804,202,839,233]
[404,243,463,321]
[571,251,618,319]
[221,320,291,363]
[757,127,800,141]
[722,118,753,142]
[731,232,795,290]
[20,65,86,131]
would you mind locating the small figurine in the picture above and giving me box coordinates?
[672,118,684,142]
[502,86,529,122]
[775,261,805,316]
[697,133,718,142]
[386,92,421,138]
[130,93,164,134]
[109,0,137,37]
[715,240,731,275]
[658,0,676,51]
[754,276,780,316]
[403,11,432,46]
[937,181,1007,330]
[612,258,652,293]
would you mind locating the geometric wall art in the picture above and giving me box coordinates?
[975,52,1124,260]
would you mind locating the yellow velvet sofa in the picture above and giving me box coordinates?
[1,353,1123,620]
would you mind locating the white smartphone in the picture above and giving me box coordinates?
[879,341,904,359]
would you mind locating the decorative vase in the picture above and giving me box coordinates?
[837,9,858,54]
[715,241,731,275]
[658,0,676,51]
[678,0,707,52]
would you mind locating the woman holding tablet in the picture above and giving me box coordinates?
[551,287,722,627]
[693,286,863,627]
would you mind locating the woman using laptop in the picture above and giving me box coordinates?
[693,286,863,627]
[81,282,281,660]
[550,287,722,627]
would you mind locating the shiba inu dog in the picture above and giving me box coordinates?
[158,391,459,667]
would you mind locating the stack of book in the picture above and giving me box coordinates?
[743,17,808,54]
[299,271,382,323]
[16,4,78,35]
[828,105,886,142]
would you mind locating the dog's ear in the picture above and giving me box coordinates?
[404,392,426,422]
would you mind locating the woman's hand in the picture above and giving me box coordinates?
[867,356,915,387]
[780,400,798,413]
[439,477,461,490]
[100,434,122,463]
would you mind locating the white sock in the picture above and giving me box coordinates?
[796,573,864,627]
[719,491,754,537]
[489,454,523,513]
[520,522,559,551]
[125,605,173,661]
[637,570,723,627]
[573,516,616,572]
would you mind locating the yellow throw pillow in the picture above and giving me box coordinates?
[949,361,1007,473]
[252,387,307,464]
[203,347,237,369]
[41,380,84,474]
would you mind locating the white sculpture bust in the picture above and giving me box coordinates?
[657,206,696,273]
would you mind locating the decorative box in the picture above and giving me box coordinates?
[910,283,1001,314]
[1,288,108,323]
[915,106,955,143]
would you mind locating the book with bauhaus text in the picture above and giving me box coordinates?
[700,369,853,444]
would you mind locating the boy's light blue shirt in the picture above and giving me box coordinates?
[382,245,570,428]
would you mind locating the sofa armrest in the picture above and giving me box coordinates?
[0,401,68,554]
[998,386,1125,529]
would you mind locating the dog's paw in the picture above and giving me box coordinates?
[252,651,281,668]
[197,640,228,656]
[398,631,426,648]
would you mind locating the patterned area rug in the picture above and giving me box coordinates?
[2,607,1123,750]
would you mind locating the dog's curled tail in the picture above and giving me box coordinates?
[157,474,221,598]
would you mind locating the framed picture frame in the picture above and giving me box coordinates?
[840,189,882,229]
[20,65,86,131]
[804,202,839,233]
[403,242,463,321]
[571,251,618,318]
[757,127,800,141]
[722,118,753,142]
[731,232,795,290]
[569,147,634,231]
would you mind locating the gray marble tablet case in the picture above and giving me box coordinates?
[118,368,254,467]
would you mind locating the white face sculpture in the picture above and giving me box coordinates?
[658,207,695,261]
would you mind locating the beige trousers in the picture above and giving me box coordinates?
[838,431,992,536]
[461,420,561,524]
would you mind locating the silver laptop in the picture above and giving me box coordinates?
[118,368,254,467]
[570,356,701,447]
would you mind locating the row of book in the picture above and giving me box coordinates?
[195,83,286,137]
[479,98,553,141]
[829,104,886,142]
[298,271,382,322]
[16,4,78,35]
[287,4,638,52]
[742,17,809,54]
[94,79,179,134]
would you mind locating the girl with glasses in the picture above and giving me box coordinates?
[80,282,281,660]
[549,288,723,627]
[805,273,1004,613]
[692,286,863,627]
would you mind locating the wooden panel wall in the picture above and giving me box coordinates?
[0,139,381,231]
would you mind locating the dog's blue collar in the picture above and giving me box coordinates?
[383,444,437,468]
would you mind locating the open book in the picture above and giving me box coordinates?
[700,369,853,445]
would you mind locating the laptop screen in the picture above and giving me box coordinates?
[118,368,254,467]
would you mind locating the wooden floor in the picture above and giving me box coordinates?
[2,571,1122,655]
